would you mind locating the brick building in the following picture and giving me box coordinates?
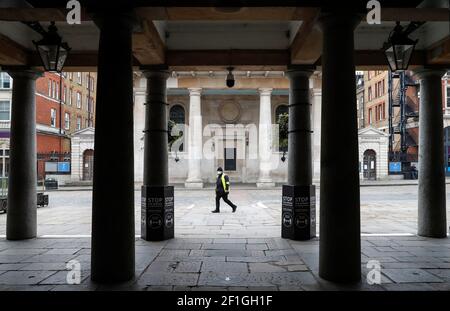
[0,71,96,180]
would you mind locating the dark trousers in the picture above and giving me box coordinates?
[215,192,236,211]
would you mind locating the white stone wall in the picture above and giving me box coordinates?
[70,128,95,181]
[358,127,389,180]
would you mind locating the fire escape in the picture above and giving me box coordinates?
[388,70,419,171]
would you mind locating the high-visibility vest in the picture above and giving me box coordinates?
[221,174,229,193]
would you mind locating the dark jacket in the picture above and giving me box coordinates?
[216,173,230,194]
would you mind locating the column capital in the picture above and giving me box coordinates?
[412,68,447,80]
[286,65,315,80]
[258,88,273,96]
[141,66,170,80]
[317,10,361,32]
[6,68,43,80]
[188,88,202,96]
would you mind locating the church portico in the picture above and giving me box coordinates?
[133,74,322,185]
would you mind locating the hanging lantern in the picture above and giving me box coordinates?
[33,22,71,72]
[383,22,418,72]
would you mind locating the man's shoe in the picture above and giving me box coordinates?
[232,206,237,213]
[211,210,220,213]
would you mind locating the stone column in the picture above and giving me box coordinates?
[133,74,147,184]
[142,68,170,186]
[286,68,314,186]
[318,11,361,283]
[311,75,322,183]
[6,69,42,240]
[91,10,136,283]
[257,88,275,188]
[414,68,447,238]
[185,88,203,188]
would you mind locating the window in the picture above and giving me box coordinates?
[0,101,11,121]
[86,95,89,110]
[69,72,73,80]
[169,105,185,152]
[52,81,56,98]
[0,145,10,177]
[77,72,82,84]
[55,81,59,100]
[48,80,52,96]
[90,77,95,91]
[368,86,372,101]
[447,85,450,108]
[77,116,82,130]
[368,108,373,124]
[69,89,73,105]
[64,112,70,130]
[76,92,81,108]
[50,109,57,127]
[63,86,67,103]
[382,102,386,120]
[275,105,289,152]
[0,72,11,89]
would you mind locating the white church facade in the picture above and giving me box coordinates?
[70,71,388,185]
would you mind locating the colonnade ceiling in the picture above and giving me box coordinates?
[0,1,448,71]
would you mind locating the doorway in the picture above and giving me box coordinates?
[83,149,94,181]
[363,149,377,180]
[224,147,237,171]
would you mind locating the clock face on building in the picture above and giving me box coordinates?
[219,101,241,123]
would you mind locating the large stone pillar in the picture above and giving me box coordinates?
[91,10,136,283]
[286,68,314,186]
[257,88,275,188]
[318,11,361,283]
[415,68,447,238]
[6,69,42,240]
[133,74,147,184]
[185,88,203,188]
[311,75,322,183]
[142,68,170,186]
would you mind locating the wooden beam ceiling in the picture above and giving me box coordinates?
[290,8,321,65]
[0,7,449,22]
[427,36,450,65]
[0,33,29,66]
[132,20,166,65]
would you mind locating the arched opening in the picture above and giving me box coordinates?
[82,149,94,181]
[169,104,185,152]
[275,104,288,152]
[363,149,377,180]
[444,127,450,176]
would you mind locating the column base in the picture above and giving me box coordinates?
[141,186,174,241]
[184,181,204,189]
[256,181,276,188]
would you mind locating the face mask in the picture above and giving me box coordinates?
[217,171,222,175]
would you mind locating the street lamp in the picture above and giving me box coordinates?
[226,67,235,88]
[383,22,418,72]
[33,22,71,72]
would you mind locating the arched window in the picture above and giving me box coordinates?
[275,105,288,152]
[169,105,185,152]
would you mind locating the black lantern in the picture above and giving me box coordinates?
[226,67,235,88]
[33,22,71,72]
[383,22,418,72]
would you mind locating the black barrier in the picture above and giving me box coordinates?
[141,186,174,241]
[281,185,316,240]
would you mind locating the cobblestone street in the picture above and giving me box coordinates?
[0,185,449,290]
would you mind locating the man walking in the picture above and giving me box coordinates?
[212,167,237,213]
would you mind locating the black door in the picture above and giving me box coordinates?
[363,150,377,180]
[224,148,236,171]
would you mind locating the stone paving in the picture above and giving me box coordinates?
[0,236,450,291]
[0,185,449,290]
[1,185,448,236]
